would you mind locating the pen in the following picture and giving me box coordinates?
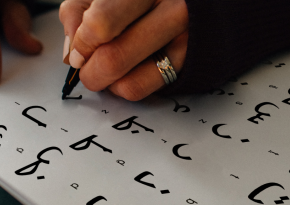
[62,66,80,100]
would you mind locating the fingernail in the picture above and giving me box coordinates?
[63,35,70,61]
[69,48,85,69]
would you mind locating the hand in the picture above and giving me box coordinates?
[60,0,188,101]
[0,0,43,79]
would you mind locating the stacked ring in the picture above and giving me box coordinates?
[153,51,177,85]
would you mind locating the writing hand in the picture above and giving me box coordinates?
[60,0,188,101]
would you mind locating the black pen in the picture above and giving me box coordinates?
[62,66,80,100]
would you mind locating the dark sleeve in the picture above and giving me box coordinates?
[160,0,290,95]
[22,0,35,11]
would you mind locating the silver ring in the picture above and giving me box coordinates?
[157,61,170,84]
[154,51,177,85]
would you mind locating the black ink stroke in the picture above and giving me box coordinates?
[63,95,82,100]
[86,196,107,205]
[134,171,156,188]
[275,196,289,204]
[199,119,207,123]
[117,160,125,166]
[275,63,285,68]
[230,174,239,179]
[69,135,112,153]
[112,116,154,133]
[172,99,190,112]
[71,183,79,190]
[247,102,279,124]
[160,190,170,194]
[17,148,24,153]
[0,125,7,130]
[282,89,290,105]
[15,147,63,176]
[269,150,279,155]
[0,125,7,138]
[22,106,47,127]
[186,199,198,204]
[269,85,278,89]
[241,139,250,143]
[212,124,231,139]
[61,128,68,132]
[248,182,286,204]
[172,144,192,160]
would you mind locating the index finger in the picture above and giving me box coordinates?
[59,0,93,63]
[69,0,156,68]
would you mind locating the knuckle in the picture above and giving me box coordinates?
[82,80,98,92]
[96,44,126,77]
[79,70,99,92]
[82,8,116,43]
[59,1,72,23]
[117,78,146,101]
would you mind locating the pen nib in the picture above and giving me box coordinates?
[62,94,67,100]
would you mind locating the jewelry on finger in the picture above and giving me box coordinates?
[154,51,177,85]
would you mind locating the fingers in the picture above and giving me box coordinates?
[59,0,93,63]
[79,0,188,92]
[108,31,188,101]
[69,0,156,68]
[2,1,42,55]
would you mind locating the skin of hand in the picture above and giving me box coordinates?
[0,0,43,80]
[60,0,189,101]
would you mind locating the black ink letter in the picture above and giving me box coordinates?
[22,106,47,127]
[134,171,156,188]
[247,102,279,124]
[172,99,190,112]
[0,125,7,138]
[117,160,125,166]
[172,144,192,160]
[71,183,79,190]
[186,199,198,204]
[87,196,107,204]
[17,148,24,153]
[15,147,63,175]
[112,116,154,133]
[69,135,112,153]
[212,124,231,139]
[248,182,286,204]
[282,89,290,105]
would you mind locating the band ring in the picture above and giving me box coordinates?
[153,51,177,85]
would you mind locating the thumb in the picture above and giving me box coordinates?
[2,1,43,55]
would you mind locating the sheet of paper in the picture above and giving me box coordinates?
[0,10,290,205]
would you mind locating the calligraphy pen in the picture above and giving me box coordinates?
[62,66,80,100]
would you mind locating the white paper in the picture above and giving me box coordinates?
[0,10,290,205]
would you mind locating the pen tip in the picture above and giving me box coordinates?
[62,94,67,100]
